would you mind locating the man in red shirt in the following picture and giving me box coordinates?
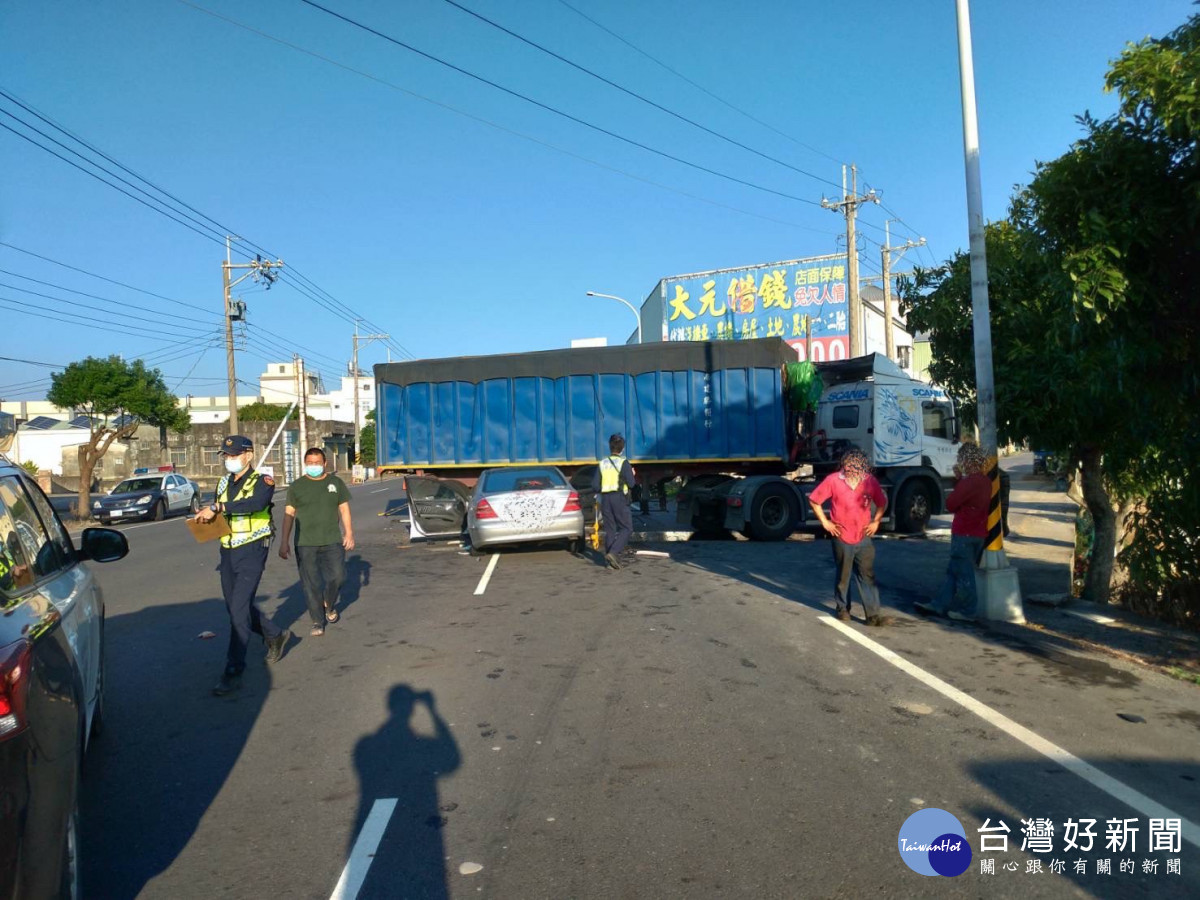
[917,442,990,622]
[808,448,889,625]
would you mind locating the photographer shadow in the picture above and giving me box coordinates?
[350,685,461,899]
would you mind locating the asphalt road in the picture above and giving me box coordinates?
[78,477,1200,899]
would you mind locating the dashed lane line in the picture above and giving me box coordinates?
[330,798,398,900]
[474,552,500,596]
[819,617,1200,850]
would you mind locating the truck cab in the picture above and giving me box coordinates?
[804,354,960,531]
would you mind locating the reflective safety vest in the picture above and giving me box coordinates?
[599,455,629,495]
[217,470,273,549]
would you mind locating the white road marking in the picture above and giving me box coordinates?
[474,553,500,596]
[370,487,389,494]
[819,617,1200,849]
[330,798,398,900]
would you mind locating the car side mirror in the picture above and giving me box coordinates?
[80,527,129,563]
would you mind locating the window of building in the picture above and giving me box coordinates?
[170,448,188,468]
[202,446,223,467]
[832,405,860,430]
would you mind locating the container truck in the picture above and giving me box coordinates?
[374,339,960,541]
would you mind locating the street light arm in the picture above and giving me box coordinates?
[586,291,642,344]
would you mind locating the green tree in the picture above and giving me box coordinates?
[238,401,297,422]
[903,13,1199,610]
[20,460,39,476]
[48,356,191,519]
[359,408,376,466]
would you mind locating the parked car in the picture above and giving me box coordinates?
[467,466,584,551]
[91,468,200,524]
[0,453,129,899]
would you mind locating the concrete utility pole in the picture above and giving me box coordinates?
[294,355,309,457]
[881,220,926,361]
[956,0,1022,622]
[822,164,879,358]
[222,236,283,434]
[352,320,389,465]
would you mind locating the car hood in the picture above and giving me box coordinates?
[100,490,158,503]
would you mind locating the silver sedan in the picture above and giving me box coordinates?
[467,466,584,551]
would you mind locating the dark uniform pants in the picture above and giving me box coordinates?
[219,539,280,672]
[600,492,633,556]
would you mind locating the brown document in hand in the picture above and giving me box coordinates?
[186,515,231,544]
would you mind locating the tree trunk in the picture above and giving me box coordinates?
[76,441,97,521]
[1079,446,1116,605]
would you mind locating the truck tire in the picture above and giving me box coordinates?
[748,483,798,542]
[894,480,933,534]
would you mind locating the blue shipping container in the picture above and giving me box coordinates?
[375,339,795,470]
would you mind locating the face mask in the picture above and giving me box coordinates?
[304,465,325,478]
[224,457,246,475]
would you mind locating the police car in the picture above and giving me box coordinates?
[91,466,201,524]
[0,452,129,898]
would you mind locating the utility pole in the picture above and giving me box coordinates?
[956,0,1022,621]
[222,236,283,434]
[352,320,389,466]
[881,220,926,361]
[822,164,878,358]
[294,355,309,457]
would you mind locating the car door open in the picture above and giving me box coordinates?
[403,476,470,539]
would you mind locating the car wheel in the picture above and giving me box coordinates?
[894,480,933,534]
[152,499,165,521]
[189,494,200,515]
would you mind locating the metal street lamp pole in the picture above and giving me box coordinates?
[586,291,641,344]
[956,0,1023,622]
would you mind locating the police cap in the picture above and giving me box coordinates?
[222,435,254,455]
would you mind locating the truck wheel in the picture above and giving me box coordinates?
[748,483,798,542]
[894,480,933,534]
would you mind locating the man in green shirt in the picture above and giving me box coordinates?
[279,448,355,636]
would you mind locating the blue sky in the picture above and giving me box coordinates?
[1,0,1191,400]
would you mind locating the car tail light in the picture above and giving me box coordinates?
[563,491,581,512]
[726,496,744,508]
[0,641,33,742]
[475,498,498,520]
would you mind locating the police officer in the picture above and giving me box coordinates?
[592,433,636,569]
[195,435,291,695]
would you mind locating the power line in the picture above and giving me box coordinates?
[0,280,217,335]
[177,1,839,245]
[0,91,403,350]
[0,294,214,342]
[554,0,846,168]
[0,355,65,368]
[0,113,229,249]
[0,240,216,317]
[0,268,219,326]
[295,0,827,208]
[438,0,841,191]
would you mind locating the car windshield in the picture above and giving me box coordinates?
[112,478,160,493]
[482,468,565,493]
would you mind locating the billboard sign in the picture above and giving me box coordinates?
[656,257,850,361]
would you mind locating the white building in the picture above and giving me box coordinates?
[859,285,914,375]
[7,416,92,476]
